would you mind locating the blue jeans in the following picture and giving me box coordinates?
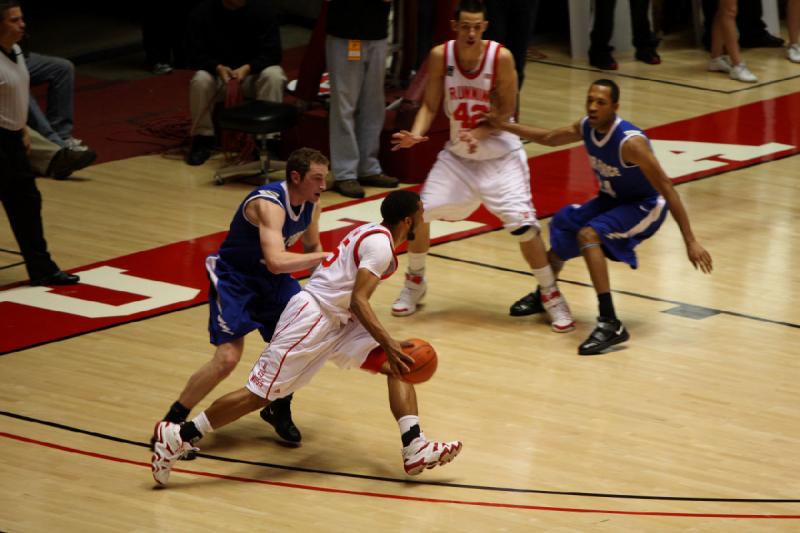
[27,53,75,147]
[325,35,386,182]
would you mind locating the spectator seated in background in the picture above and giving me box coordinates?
[27,128,95,180]
[25,50,97,164]
[184,0,286,166]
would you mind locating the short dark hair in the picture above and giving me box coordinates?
[0,1,21,21]
[285,147,329,181]
[592,79,620,103]
[381,190,420,226]
[453,0,486,21]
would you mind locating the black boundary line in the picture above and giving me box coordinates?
[0,261,24,271]
[427,252,800,329]
[530,59,800,94]
[2,410,798,503]
[2,151,798,356]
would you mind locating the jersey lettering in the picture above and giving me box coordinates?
[321,237,350,268]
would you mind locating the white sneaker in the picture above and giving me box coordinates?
[391,273,427,317]
[64,137,89,152]
[151,421,198,485]
[788,43,800,63]
[541,288,576,333]
[402,437,462,475]
[708,55,732,73]
[729,63,758,83]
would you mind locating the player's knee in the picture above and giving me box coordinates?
[213,346,242,378]
[577,226,600,245]
[510,224,539,243]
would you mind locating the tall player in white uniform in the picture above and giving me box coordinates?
[390,0,574,332]
[151,191,462,485]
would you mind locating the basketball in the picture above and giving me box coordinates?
[400,338,438,384]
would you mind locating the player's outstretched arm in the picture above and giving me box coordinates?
[623,136,713,273]
[391,46,445,151]
[350,269,413,375]
[252,199,329,274]
[483,112,582,147]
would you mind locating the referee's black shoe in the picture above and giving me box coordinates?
[509,289,544,316]
[578,317,630,355]
[260,393,302,443]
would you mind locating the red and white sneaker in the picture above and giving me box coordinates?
[391,273,427,317]
[541,288,575,333]
[402,437,462,475]
[151,421,198,485]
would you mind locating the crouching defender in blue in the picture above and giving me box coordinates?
[154,147,330,448]
[485,79,713,355]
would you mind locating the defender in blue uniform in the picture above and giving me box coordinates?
[488,79,713,355]
[155,148,330,444]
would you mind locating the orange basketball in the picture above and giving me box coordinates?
[400,338,438,384]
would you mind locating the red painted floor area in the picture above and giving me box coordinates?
[3,92,799,354]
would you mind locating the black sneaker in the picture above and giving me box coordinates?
[180,438,200,460]
[509,289,544,316]
[635,47,661,65]
[260,394,302,443]
[186,135,214,166]
[589,48,618,70]
[578,317,630,355]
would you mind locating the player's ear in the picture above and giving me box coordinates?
[290,170,301,184]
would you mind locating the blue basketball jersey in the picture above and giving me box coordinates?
[581,116,659,201]
[216,181,314,274]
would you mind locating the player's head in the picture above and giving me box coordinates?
[451,0,488,48]
[0,1,24,47]
[586,79,620,130]
[286,147,329,203]
[381,190,423,242]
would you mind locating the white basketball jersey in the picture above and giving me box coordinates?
[443,39,522,160]
[304,223,397,323]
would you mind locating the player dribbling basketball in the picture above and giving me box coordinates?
[151,191,462,485]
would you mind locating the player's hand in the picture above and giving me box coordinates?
[480,109,502,128]
[458,130,480,154]
[391,130,429,151]
[687,241,713,273]
[384,339,414,375]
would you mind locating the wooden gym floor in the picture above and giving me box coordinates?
[1,38,799,531]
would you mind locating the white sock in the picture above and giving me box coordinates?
[532,265,556,292]
[398,415,419,435]
[192,411,214,436]
[407,252,427,274]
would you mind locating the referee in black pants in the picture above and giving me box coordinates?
[0,1,78,286]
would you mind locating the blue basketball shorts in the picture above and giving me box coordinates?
[206,255,301,346]
[549,194,668,269]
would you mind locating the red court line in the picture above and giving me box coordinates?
[2,431,798,519]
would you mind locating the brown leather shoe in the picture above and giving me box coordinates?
[358,174,399,188]
[46,147,97,180]
[333,179,365,199]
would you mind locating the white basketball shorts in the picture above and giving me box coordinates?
[246,291,378,400]
[421,148,540,232]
